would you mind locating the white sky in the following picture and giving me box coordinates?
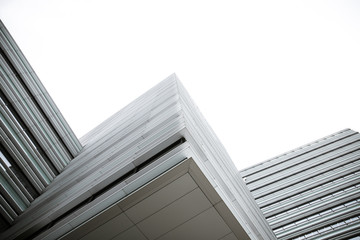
[1,0,360,170]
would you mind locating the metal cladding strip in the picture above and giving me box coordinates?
[0,78,188,238]
[0,132,45,192]
[263,179,360,221]
[254,157,360,201]
[42,84,181,195]
[249,139,360,192]
[62,104,182,187]
[259,172,360,210]
[14,112,185,225]
[3,128,186,238]
[0,54,69,173]
[0,110,52,185]
[80,75,178,145]
[246,134,360,185]
[0,75,275,239]
[36,146,192,240]
[0,183,25,214]
[0,164,30,206]
[0,197,16,222]
[179,97,264,237]
[269,187,360,228]
[0,57,69,170]
[0,155,34,201]
[79,85,179,154]
[255,149,360,206]
[0,92,57,179]
[241,130,360,239]
[240,129,356,178]
[0,21,82,156]
[0,19,81,227]
[277,204,360,239]
[251,150,360,198]
[5,138,189,239]
[256,160,360,206]
[307,221,360,240]
[175,78,275,239]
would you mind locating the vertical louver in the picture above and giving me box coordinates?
[0,20,82,231]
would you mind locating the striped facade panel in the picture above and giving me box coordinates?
[0,20,274,239]
[176,80,275,239]
[0,21,82,231]
[0,75,188,239]
[240,129,360,240]
[0,75,276,239]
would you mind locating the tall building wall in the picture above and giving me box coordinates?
[0,21,274,239]
[240,129,360,239]
[0,21,82,231]
[8,19,360,240]
[0,74,275,240]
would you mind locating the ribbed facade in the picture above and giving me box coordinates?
[0,20,275,239]
[4,19,360,240]
[0,74,275,239]
[0,21,82,232]
[240,129,360,239]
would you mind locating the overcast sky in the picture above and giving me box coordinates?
[1,0,360,170]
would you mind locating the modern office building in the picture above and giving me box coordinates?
[0,21,274,240]
[240,129,360,240]
[1,20,359,240]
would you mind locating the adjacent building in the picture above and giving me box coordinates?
[1,20,359,240]
[240,129,360,239]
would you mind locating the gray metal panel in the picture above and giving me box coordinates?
[240,129,360,239]
[0,75,275,240]
[0,20,81,159]
[0,21,84,224]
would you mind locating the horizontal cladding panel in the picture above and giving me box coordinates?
[248,141,360,192]
[80,76,178,145]
[176,80,275,239]
[20,114,186,220]
[5,142,191,240]
[246,134,360,184]
[240,129,360,239]
[276,203,360,240]
[47,125,150,190]
[78,88,180,145]
[80,89,179,146]
[306,221,360,240]
[34,136,185,217]
[264,184,360,219]
[268,187,360,228]
[240,129,356,178]
[0,74,276,239]
[260,173,360,212]
[51,99,183,187]
[252,156,360,199]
